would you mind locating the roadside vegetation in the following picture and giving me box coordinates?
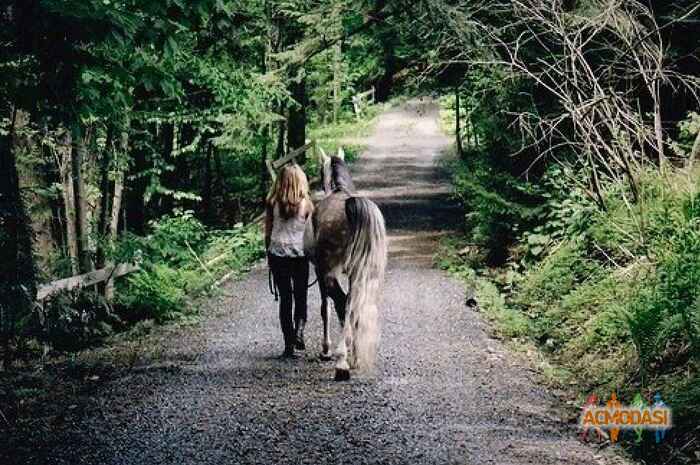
[431,2,700,462]
[1,1,388,366]
[2,1,699,463]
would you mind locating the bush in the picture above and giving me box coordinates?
[449,154,537,264]
[119,265,189,323]
[142,210,208,266]
[477,279,530,338]
[446,163,700,427]
[38,292,120,351]
[117,222,264,324]
[627,224,700,376]
[513,241,603,335]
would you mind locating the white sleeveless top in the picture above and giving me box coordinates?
[269,203,308,257]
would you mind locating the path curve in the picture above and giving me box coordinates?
[26,100,628,465]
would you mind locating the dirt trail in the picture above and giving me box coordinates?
[13,100,630,465]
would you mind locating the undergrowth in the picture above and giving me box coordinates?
[440,95,700,461]
[27,105,383,356]
[307,102,384,173]
[116,211,264,324]
[32,211,264,354]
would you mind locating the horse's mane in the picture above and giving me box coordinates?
[331,156,355,193]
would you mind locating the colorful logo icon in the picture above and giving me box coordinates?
[579,391,672,444]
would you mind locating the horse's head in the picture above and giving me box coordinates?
[319,147,355,194]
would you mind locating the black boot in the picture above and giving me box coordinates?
[280,330,297,359]
[294,319,306,351]
[281,345,296,358]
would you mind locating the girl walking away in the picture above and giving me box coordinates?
[265,164,314,358]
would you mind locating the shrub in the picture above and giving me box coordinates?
[142,210,208,266]
[627,224,700,377]
[449,155,538,264]
[477,279,530,338]
[513,241,603,338]
[117,222,264,324]
[119,265,188,323]
[38,292,120,351]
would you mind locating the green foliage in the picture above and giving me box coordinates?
[0,0,387,358]
[671,112,700,160]
[627,224,700,375]
[585,169,700,264]
[445,153,699,457]
[507,169,700,389]
[436,237,529,338]
[39,292,120,352]
[477,279,531,338]
[519,166,597,261]
[514,241,603,335]
[142,210,208,266]
[447,151,537,264]
[117,220,264,324]
[203,226,265,274]
[669,374,700,425]
[119,265,189,323]
[306,103,382,174]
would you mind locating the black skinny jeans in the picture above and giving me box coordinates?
[268,254,309,348]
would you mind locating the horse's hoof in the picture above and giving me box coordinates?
[334,368,351,381]
[319,351,333,361]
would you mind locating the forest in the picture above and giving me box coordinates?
[1,0,699,464]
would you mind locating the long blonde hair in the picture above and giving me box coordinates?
[267,163,310,219]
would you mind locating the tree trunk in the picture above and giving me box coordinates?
[464,95,473,147]
[333,42,342,123]
[58,129,79,274]
[71,125,91,273]
[260,134,270,206]
[0,108,36,367]
[288,72,307,162]
[16,112,54,270]
[376,15,396,102]
[455,85,464,158]
[275,102,287,160]
[96,126,114,270]
[689,127,700,166]
[202,140,213,226]
[104,128,128,301]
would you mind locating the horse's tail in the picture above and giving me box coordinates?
[344,196,387,370]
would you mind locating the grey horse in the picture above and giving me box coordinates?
[304,149,387,381]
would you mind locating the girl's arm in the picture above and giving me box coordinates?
[304,197,315,219]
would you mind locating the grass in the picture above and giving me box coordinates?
[438,119,700,461]
[307,103,384,172]
[435,237,530,340]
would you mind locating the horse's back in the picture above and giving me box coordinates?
[313,191,351,272]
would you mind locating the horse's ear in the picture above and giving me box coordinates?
[337,147,345,161]
[318,146,330,164]
[318,146,332,195]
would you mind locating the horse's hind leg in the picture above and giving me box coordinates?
[328,276,352,381]
[334,300,353,381]
[318,277,333,360]
[325,276,347,324]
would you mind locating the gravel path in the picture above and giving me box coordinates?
[15,99,629,465]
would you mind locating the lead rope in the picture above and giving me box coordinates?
[268,264,318,301]
[268,268,279,301]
